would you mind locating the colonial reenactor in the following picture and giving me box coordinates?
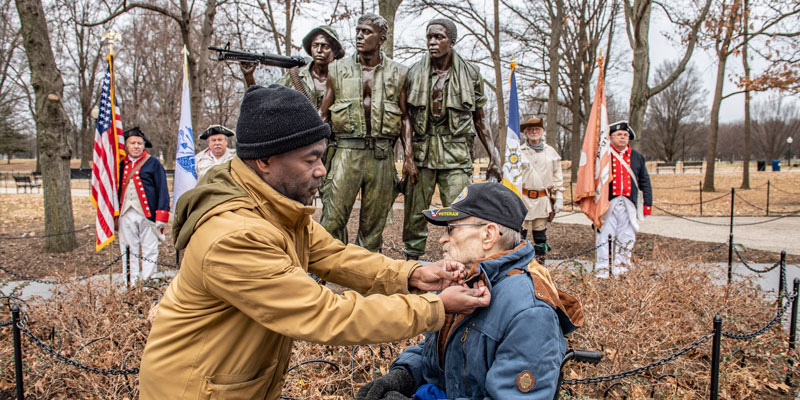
[241,25,345,110]
[195,125,236,179]
[596,121,652,278]
[318,13,411,252]
[402,19,503,260]
[117,127,170,283]
[518,117,564,262]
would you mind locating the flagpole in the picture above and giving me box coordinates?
[102,30,120,284]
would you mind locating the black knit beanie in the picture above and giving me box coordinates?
[235,84,330,159]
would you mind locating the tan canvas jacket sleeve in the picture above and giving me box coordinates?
[201,223,444,345]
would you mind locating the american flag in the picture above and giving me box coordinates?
[91,55,125,251]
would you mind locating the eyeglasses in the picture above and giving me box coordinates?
[445,223,488,235]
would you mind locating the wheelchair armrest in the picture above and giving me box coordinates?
[570,350,603,364]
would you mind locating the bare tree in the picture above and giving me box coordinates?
[562,0,617,180]
[751,98,800,160]
[14,0,76,252]
[624,0,712,134]
[379,0,403,57]
[115,12,183,168]
[236,0,305,56]
[51,0,106,168]
[641,61,706,162]
[700,0,800,191]
[502,0,564,148]
[86,0,224,131]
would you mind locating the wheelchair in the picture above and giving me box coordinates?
[554,349,603,400]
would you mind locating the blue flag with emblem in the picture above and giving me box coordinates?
[502,62,522,197]
[173,46,197,208]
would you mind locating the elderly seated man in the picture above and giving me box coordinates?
[357,182,584,400]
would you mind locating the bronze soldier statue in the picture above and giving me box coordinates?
[402,19,503,260]
[241,25,344,109]
[317,13,412,252]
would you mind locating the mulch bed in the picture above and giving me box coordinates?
[0,207,797,281]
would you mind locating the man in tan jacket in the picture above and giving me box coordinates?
[138,85,490,400]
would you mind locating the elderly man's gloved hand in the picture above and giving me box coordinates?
[356,368,415,400]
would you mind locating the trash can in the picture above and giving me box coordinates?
[772,160,781,171]
[757,160,766,171]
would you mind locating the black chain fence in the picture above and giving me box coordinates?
[734,247,780,274]
[563,334,714,385]
[15,320,139,376]
[0,225,92,240]
[722,287,798,340]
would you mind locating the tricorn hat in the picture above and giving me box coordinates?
[608,120,636,141]
[123,127,152,148]
[302,25,345,60]
[520,117,544,130]
[200,125,235,140]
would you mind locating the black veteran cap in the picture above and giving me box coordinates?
[608,120,636,141]
[422,182,527,232]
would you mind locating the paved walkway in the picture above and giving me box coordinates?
[553,211,799,255]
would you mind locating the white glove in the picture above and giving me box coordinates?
[553,192,564,213]
[154,221,167,243]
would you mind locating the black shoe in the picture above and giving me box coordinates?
[405,254,420,261]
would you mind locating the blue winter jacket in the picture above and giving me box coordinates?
[392,241,583,399]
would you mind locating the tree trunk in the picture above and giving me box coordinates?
[569,3,588,181]
[704,0,740,193]
[627,0,651,135]
[740,0,751,189]
[545,0,564,147]
[15,0,76,252]
[491,0,507,157]
[379,0,403,58]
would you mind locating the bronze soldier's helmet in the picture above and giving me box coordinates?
[302,25,345,60]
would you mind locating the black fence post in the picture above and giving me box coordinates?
[699,181,703,216]
[570,181,574,211]
[727,188,735,285]
[710,315,722,400]
[779,261,786,306]
[608,234,614,277]
[125,245,131,289]
[766,180,770,216]
[779,250,787,302]
[12,306,24,400]
[787,278,799,386]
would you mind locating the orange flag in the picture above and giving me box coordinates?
[575,57,611,228]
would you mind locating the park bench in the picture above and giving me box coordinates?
[682,161,703,173]
[13,175,42,193]
[656,161,677,174]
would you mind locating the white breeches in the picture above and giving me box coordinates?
[596,198,637,277]
[119,210,159,283]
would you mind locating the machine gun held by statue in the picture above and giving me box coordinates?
[208,42,307,69]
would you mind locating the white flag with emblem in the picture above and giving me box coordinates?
[173,46,197,208]
[502,62,522,196]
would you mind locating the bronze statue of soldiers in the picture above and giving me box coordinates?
[402,19,503,260]
[241,25,344,109]
[318,13,412,252]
